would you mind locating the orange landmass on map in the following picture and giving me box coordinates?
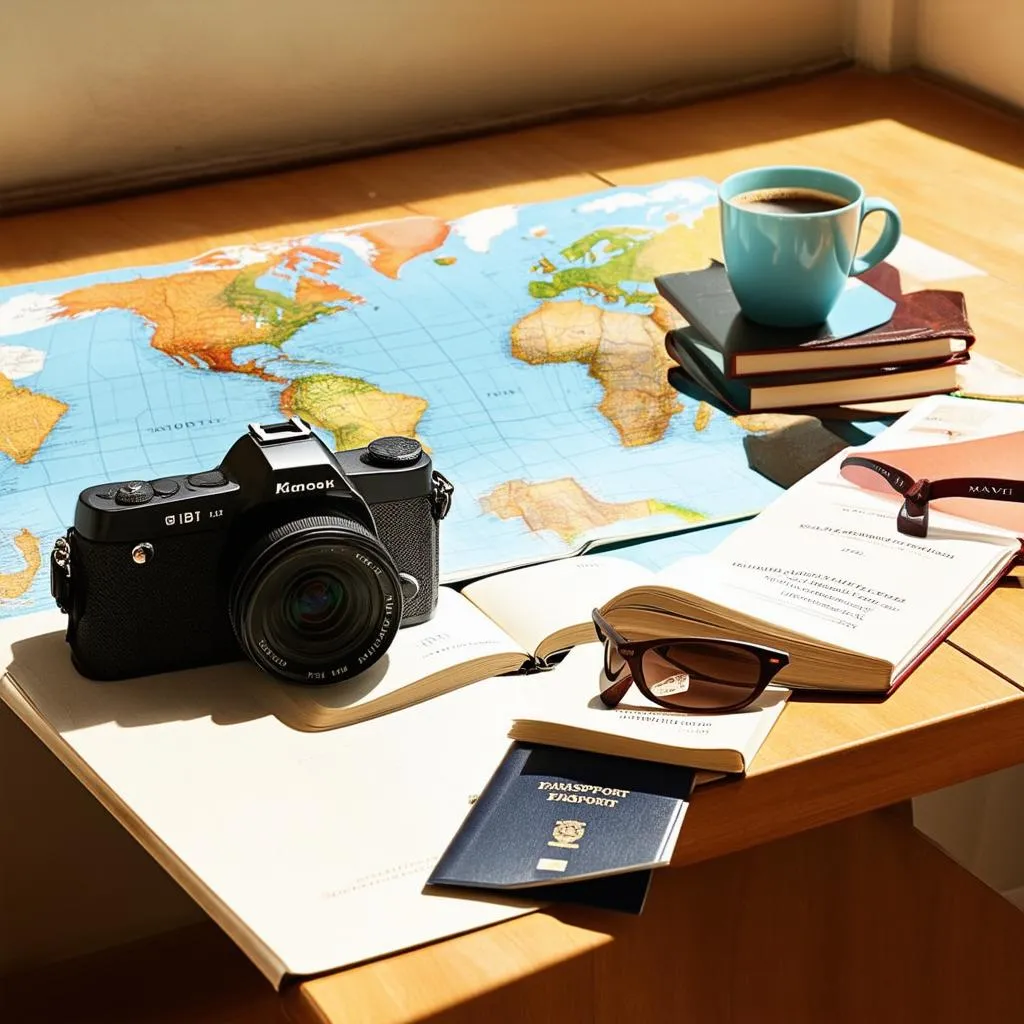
[511,301,681,446]
[0,373,68,464]
[56,246,361,382]
[0,529,41,600]
[349,217,451,278]
[281,246,339,273]
[294,279,361,306]
[734,413,799,432]
[694,401,714,432]
[480,478,703,543]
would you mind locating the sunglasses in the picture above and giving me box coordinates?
[839,454,1024,538]
[591,608,790,714]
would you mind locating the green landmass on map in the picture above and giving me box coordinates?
[220,268,339,349]
[528,209,721,305]
[57,245,361,382]
[281,374,428,451]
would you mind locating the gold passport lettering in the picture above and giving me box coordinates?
[537,780,628,808]
[546,792,619,807]
[536,781,630,797]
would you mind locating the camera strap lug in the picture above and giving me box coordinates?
[50,531,74,613]
[430,471,454,521]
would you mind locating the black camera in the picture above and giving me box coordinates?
[50,419,453,684]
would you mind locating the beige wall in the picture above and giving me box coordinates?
[0,0,848,209]
[916,0,1024,108]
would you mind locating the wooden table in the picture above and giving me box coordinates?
[2,68,1022,1024]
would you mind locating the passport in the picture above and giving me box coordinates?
[427,743,695,911]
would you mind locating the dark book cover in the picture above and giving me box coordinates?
[666,328,965,414]
[655,262,973,378]
[427,743,695,907]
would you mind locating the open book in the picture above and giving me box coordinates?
[509,644,789,773]
[601,401,1023,696]
[258,556,654,730]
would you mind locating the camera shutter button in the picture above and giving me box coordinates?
[151,478,180,497]
[364,436,422,467]
[115,481,155,505]
[187,470,228,488]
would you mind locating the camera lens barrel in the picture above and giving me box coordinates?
[230,515,403,684]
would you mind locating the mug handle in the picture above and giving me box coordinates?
[851,198,902,276]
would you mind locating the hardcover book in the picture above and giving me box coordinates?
[427,743,695,899]
[599,397,1023,696]
[655,261,973,377]
[665,328,965,413]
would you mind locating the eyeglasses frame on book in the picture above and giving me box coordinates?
[591,608,790,714]
[839,454,1024,538]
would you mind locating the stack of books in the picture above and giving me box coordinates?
[656,261,974,413]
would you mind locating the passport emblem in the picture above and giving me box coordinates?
[548,819,587,850]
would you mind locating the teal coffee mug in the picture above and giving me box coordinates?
[719,165,901,327]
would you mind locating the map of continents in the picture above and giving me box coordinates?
[0,178,782,617]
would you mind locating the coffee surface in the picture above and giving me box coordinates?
[731,187,849,215]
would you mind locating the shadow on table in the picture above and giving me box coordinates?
[8,626,271,731]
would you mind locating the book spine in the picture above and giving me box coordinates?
[886,541,1023,697]
[737,344,973,379]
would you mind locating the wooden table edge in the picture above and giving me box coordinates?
[675,686,1024,866]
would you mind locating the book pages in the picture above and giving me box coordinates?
[256,586,525,727]
[509,644,789,773]
[653,451,1019,669]
[462,556,654,656]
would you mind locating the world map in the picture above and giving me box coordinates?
[0,178,786,617]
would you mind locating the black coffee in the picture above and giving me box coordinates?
[732,187,849,215]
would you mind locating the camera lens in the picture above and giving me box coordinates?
[230,515,403,685]
[286,573,347,630]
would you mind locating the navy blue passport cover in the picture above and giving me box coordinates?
[427,743,695,895]
[429,867,655,915]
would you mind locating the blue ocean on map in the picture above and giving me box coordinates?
[0,178,791,618]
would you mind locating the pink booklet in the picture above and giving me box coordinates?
[842,427,1024,536]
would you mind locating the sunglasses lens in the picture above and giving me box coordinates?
[640,641,763,710]
[603,640,626,679]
